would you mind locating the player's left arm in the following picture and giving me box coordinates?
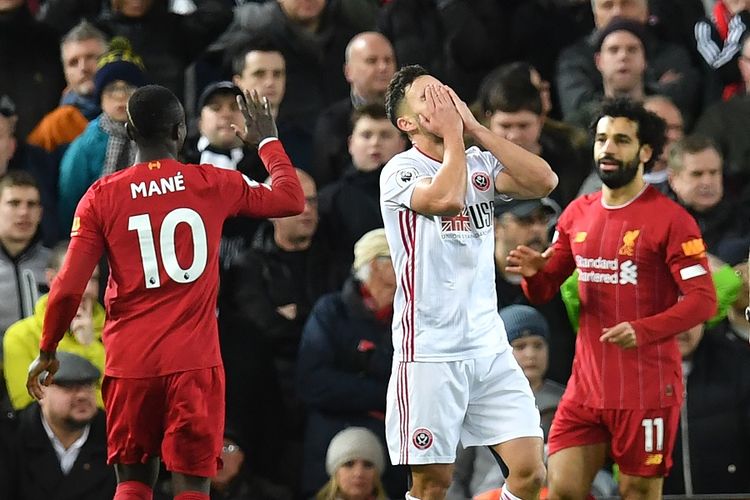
[28,190,105,400]
[445,86,557,199]
[628,215,717,346]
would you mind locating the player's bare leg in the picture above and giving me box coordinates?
[546,443,607,500]
[618,473,663,500]
[408,463,454,500]
[114,458,160,499]
[491,436,546,499]
[172,472,211,498]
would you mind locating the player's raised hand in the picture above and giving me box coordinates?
[418,85,463,138]
[505,245,554,278]
[445,85,481,136]
[26,350,59,401]
[232,89,278,149]
[600,322,637,349]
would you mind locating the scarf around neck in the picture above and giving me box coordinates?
[99,113,136,178]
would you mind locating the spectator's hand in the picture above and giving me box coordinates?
[445,85,481,136]
[232,89,278,149]
[276,303,297,320]
[211,440,245,493]
[70,297,95,346]
[505,245,554,278]
[600,322,637,349]
[418,84,463,138]
[26,350,59,400]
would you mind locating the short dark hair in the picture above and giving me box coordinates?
[590,97,666,172]
[668,134,721,174]
[483,78,542,116]
[0,170,39,197]
[126,85,184,143]
[351,103,388,128]
[231,35,283,76]
[477,62,541,115]
[385,64,429,128]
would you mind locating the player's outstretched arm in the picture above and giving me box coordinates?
[408,84,468,216]
[230,89,304,218]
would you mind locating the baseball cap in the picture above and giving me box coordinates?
[51,352,101,386]
[197,81,243,111]
[494,197,560,219]
[500,305,550,344]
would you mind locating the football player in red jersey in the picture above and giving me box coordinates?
[27,85,304,500]
[507,98,716,500]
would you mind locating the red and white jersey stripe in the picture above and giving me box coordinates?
[380,146,508,362]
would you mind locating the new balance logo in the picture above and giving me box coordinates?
[619,260,638,285]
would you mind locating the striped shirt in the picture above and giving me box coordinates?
[380,146,507,362]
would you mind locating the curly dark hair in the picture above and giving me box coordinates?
[385,64,429,129]
[590,97,666,173]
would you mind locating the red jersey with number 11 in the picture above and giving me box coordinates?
[40,140,303,378]
[522,186,716,409]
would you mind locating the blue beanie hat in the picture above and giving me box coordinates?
[94,37,147,102]
[500,305,550,344]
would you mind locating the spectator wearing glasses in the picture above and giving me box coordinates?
[57,37,147,234]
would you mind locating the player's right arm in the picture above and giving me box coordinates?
[28,188,105,399]
[508,214,577,304]
[226,89,304,219]
[408,85,467,216]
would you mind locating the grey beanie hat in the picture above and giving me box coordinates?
[325,427,385,476]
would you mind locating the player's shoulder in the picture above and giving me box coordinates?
[640,186,695,221]
[381,147,432,184]
[564,190,602,215]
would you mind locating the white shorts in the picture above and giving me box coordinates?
[385,351,542,465]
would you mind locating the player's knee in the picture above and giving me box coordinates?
[412,466,453,498]
[546,476,590,500]
[508,461,546,495]
[618,476,656,500]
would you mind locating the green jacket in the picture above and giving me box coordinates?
[2,294,106,410]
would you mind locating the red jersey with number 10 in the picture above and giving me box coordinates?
[522,186,716,409]
[40,140,303,378]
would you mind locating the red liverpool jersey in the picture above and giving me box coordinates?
[41,140,303,377]
[523,186,716,409]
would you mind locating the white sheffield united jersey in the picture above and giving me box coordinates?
[380,146,509,362]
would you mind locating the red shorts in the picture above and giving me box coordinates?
[102,366,225,477]
[547,398,680,477]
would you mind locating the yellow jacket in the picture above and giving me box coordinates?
[3,294,106,410]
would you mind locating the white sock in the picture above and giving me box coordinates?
[406,493,421,500]
[501,487,523,500]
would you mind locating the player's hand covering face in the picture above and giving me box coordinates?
[232,88,278,149]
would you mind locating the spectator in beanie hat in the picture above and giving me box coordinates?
[58,37,147,233]
[317,426,387,500]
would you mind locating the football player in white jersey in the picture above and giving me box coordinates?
[379,64,558,500]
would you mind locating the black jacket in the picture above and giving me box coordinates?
[663,331,750,495]
[11,404,115,500]
[296,278,405,498]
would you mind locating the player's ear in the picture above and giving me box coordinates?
[639,144,653,165]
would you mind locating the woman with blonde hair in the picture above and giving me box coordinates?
[316,427,388,500]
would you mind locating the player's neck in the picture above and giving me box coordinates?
[134,146,177,164]
[602,176,647,206]
[412,135,445,162]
